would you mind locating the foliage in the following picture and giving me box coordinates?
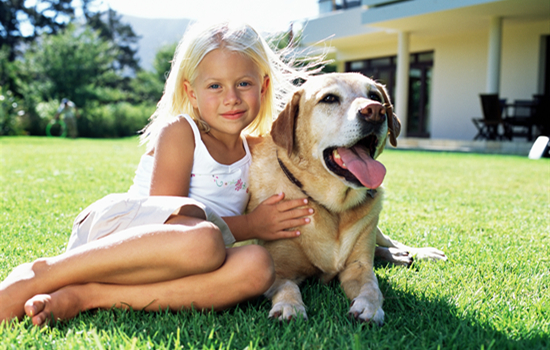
[0,45,18,93]
[18,23,122,106]
[82,1,141,75]
[130,42,177,103]
[0,138,549,349]
[0,0,74,61]
[267,26,301,51]
[0,0,163,138]
[266,27,337,74]
[13,23,141,136]
[0,86,25,135]
[78,101,155,138]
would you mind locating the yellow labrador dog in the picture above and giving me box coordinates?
[247,73,446,325]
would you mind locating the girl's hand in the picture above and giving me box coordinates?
[246,192,313,241]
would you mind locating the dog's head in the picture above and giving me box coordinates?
[271,73,401,190]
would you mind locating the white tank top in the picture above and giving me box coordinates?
[128,114,251,217]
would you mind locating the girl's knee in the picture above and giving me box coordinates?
[193,221,226,270]
[167,219,226,273]
[237,245,275,295]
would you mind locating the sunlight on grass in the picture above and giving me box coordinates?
[1,136,548,349]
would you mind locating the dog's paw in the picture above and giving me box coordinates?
[409,247,447,261]
[268,302,307,321]
[387,247,414,266]
[348,297,384,326]
[376,247,413,266]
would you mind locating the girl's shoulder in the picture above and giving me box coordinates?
[153,116,196,155]
[160,115,195,137]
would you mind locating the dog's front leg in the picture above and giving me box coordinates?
[265,278,307,320]
[339,260,384,325]
[339,228,384,325]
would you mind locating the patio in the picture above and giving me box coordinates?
[395,137,534,156]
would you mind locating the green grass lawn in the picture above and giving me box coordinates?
[1,136,548,349]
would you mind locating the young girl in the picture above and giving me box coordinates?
[0,21,314,326]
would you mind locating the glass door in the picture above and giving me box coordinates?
[346,51,434,138]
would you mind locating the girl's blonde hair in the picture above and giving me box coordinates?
[140,21,314,152]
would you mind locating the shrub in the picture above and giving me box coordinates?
[79,102,155,138]
[0,87,26,135]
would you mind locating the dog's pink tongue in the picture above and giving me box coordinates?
[337,146,386,189]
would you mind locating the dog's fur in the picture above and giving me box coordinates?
[247,73,445,324]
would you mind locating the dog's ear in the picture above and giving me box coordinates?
[376,83,401,147]
[388,113,401,147]
[271,91,302,157]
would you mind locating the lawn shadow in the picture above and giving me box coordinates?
[42,273,547,350]
[301,271,548,350]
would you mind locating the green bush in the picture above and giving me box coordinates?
[35,99,61,120]
[0,87,26,135]
[78,101,156,138]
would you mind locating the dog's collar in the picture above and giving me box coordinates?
[277,151,309,197]
[276,151,377,202]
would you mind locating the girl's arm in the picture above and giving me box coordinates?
[223,193,313,242]
[228,137,313,241]
[149,118,195,197]
[148,123,312,241]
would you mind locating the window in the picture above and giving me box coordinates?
[346,52,434,138]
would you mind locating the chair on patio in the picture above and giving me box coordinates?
[472,94,509,140]
[505,99,537,141]
[533,94,549,137]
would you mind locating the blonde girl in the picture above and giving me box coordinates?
[0,21,314,326]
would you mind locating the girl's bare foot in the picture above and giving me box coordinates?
[0,262,44,322]
[24,286,84,326]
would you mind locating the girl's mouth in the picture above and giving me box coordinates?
[221,110,246,119]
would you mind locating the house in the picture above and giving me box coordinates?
[301,0,550,141]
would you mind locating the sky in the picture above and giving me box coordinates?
[97,0,320,33]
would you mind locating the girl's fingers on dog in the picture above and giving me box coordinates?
[263,192,285,205]
[281,217,310,230]
[277,230,301,239]
[277,198,309,212]
[277,208,312,223]
[289,208,314,219]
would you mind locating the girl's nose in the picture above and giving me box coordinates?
[224,87,241,105]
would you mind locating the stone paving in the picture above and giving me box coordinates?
[395,138,534,156]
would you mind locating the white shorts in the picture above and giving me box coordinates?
[67,193,235,251]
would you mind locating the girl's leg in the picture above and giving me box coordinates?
[0,216,225,322]
[25,245,274,326]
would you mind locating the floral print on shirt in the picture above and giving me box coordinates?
[191,174,248,192]
[213,175,247,192]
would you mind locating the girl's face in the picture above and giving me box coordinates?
[184,49,269,139]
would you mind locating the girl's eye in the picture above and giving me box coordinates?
[239,82,251,87]
[209,84,221,89]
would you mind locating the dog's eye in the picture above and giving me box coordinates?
[369,92,382,102]
[320,94,339,104]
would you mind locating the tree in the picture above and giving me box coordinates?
[0,0,74,61]
[23,23,123,104]
[17,23,124,134]
[131,42,176,103]
[82,0,140,74]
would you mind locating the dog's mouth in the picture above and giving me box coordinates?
[323,135,386,189]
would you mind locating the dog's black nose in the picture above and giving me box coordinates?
[359,102,386,123]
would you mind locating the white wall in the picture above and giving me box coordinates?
[337,41,398,62]
[429,30,488,140]
[500,19,550,102]
[304,7,380,43]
